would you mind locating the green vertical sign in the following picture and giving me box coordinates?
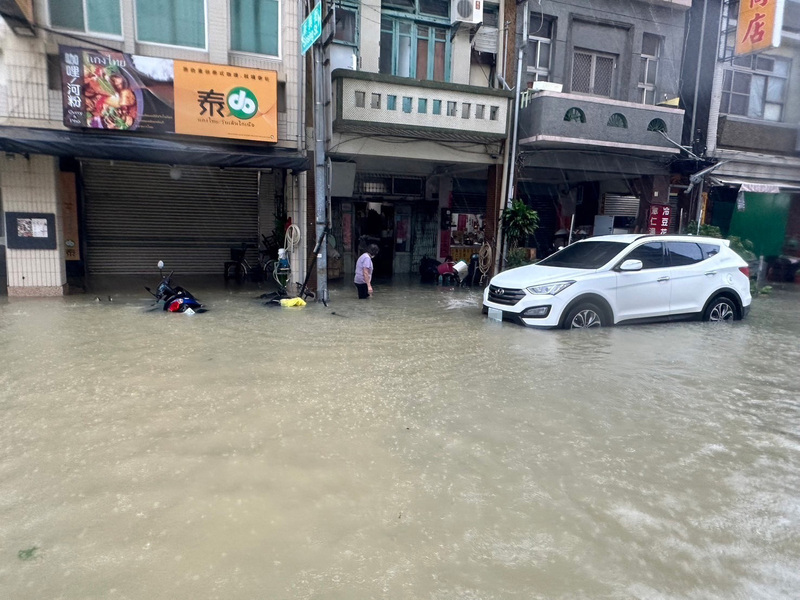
[301,3,322,55]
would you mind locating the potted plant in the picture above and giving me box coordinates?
[502,199,539,268]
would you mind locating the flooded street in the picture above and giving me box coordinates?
[1,278,799,599]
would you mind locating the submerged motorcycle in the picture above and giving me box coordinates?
[145,261,204,313]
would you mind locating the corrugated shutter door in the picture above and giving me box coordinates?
[82,160,259,274]
[603,194,640,217]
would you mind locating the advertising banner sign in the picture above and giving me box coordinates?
[735,0,785,56]
[648,204,672,235]
[60,45,277,143]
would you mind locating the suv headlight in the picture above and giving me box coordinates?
[526,281,575,295]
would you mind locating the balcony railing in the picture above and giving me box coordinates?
[518,90,685,155]
[331,69,511,143]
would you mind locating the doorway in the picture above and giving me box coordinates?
[354,201,394,278]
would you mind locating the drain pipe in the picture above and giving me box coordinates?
[297,0,305,153]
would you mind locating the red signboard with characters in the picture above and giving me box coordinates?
[648,204,672,235]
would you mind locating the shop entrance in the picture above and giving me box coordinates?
[80,160,275,275]
[353,202,394,278]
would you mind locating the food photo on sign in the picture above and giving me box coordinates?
[61,46,175,133]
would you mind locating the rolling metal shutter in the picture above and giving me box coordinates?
[602,194,641,217]
[82,160,259,275]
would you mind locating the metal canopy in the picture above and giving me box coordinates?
[0,126,309,171]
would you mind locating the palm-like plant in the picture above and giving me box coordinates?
[502,200,539,250]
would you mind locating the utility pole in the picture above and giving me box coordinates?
[313,38,328,304]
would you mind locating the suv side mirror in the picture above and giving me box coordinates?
[619,259,643,272]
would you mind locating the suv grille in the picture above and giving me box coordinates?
[488,285,525,306]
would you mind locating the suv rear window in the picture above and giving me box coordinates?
[699,243,720,259]
[667,242,703,266]
[538,241,628,269]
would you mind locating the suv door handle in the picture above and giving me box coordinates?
[657,276,670,282]
[705,271,717,276]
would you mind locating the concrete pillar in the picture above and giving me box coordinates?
[437,176,453,260]
[485,164,502,261]
[1,154,66,296]
[635,175,671,232]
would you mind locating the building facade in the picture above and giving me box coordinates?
[509,0,690,254]
[323,0,510,280]
[682,0,800,266]
[0,0,307,295]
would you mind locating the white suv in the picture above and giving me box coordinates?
[482,235,752,329]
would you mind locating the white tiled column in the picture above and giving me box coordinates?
[1,154,66,296]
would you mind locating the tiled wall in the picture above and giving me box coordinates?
[0,21,50,127]
[1,155,65,295]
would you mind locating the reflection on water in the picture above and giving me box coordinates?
[1,279,799,599]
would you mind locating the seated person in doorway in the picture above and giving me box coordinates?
[354,244,379,299]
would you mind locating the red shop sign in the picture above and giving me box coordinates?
[648,204,672,235]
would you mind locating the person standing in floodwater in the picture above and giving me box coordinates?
[354,244,379,299]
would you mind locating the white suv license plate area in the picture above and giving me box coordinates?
[488,307,503,322]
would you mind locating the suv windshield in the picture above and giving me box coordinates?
[538,241,628,269]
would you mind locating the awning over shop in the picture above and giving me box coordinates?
[709,176,800,193]
[0,126,309,171]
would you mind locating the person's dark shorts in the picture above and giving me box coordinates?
[355,282,369,299]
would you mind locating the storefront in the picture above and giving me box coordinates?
[78,159,282,275]
[330,172,440,280]
[0,45,307,290]
[707,180,800,278]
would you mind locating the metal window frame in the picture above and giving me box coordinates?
[719,0,739,61]
[229,0,281,59]
[380,15,452,81]
[331,1,360,49]
[46,0,124,39]
[382,0,451,24]
[638,33,660,105]
[526,15,555,83]
[134,0,209,51]
[720,54,790,121]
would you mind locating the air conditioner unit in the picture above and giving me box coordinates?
[451,0,483,25]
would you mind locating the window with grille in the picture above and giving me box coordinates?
[721,54,790,122]
[526,14,555,88]
[379,1,451,82]
[638,33,660,104]
[571,50,615,97]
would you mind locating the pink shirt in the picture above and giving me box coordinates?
[354,252,373,284]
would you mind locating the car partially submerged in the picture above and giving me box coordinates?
[483,234,752,329]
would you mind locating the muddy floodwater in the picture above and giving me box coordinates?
[1,277,799,599]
